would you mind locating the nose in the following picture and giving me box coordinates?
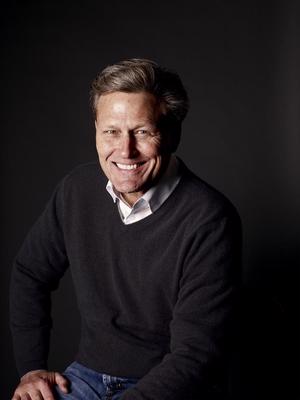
[120,133,138,158]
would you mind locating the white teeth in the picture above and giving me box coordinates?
[116,163,139,170]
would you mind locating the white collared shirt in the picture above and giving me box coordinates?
[106,156,181,224]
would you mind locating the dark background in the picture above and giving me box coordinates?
[1,1,299,398]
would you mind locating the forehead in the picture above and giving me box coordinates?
[95,91,163,121]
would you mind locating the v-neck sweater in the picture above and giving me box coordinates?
[10,160,242,399]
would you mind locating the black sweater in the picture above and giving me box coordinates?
[10,160,241,399]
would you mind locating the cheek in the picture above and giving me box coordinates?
[147,155,163,176]
[96,140,111,159]
[141,140,162,158]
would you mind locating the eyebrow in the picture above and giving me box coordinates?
[133,122,156,129]
[101,121,157,130]
[103,125,118,129]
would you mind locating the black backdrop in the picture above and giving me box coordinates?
[1,1,299,399]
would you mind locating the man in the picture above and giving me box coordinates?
[10,59,241,400]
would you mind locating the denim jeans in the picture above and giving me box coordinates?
[54,361,138,400]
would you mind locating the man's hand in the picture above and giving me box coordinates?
[12,369,69,400]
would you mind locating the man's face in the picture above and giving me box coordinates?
[95,91,172,206]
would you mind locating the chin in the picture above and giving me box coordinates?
[118,185,142,194]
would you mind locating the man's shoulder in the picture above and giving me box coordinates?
[64,160,102,179]
[178,161,240,225]
[53,161,108,204]
[61,160,105,187]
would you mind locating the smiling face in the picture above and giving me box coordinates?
[95,91,172,206]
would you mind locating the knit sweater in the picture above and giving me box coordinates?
[10,160,242,399]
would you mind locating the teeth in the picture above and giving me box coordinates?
[116,163,140,170]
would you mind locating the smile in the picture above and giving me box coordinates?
[114,162,145,170]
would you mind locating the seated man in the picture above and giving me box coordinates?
[10,58,242,400]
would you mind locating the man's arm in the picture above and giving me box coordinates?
[121,209,242,400]
[10,180,69,396]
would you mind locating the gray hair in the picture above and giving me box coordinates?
[91,58,189,128]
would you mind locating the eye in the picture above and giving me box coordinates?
[135,129,149,136]
[103,129,117,135]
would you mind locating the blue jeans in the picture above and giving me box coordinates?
[55,361,138,399]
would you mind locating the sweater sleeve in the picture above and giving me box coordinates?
[10,180,69,377]
[121,209,242,400]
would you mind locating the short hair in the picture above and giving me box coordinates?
[91,58,189,133]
